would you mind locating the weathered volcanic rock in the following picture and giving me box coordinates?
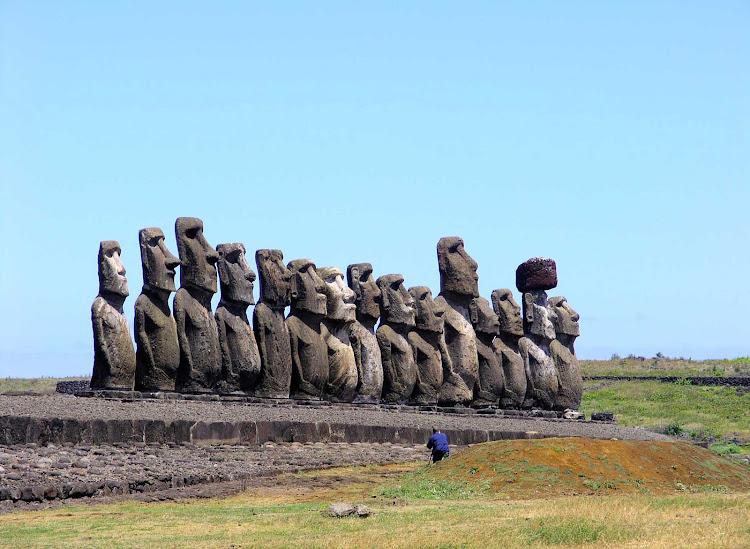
[515,257,557,292]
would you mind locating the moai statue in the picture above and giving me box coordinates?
[254,249,292,398]
[318,266,358,402]
[434,237,480,397]
[376,274,417,403]
[517,257,559,409]
[548,296,582,410]
[173,217,221,393]
[406,286,444,405]
[134,228,181,391]
[91,241,136,390]
[491,289,527,408]
[286,259,329,399]
[214,243,261,394]
[346,263,383,403]
[469,297,505,406]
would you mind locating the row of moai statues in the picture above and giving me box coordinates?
[92,219,581,410]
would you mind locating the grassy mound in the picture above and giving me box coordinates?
[382,437,750,500]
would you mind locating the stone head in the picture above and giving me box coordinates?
[470,296,500,336]
[522,291,556,341]
[175,217,219,294]
[376,274,416,327]
[217,243,256,306]
[255,249,291,308]
[548,296,580,338]
[98,240,129,297]
[408,286,443,333]
[437,237,479,298]
[318,266,356,323]
[347,263,381,322]
[288,259,327,316]
[491,289,523,337]
[139,227,180,293]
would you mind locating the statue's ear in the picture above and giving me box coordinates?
[290,273,298,300]
[351,267,361,300]
[469,299,478,324]
[381,285,391,311]
[524,293,534,323]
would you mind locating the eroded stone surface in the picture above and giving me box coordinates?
[319,267,358,402]
[407,286,445,405]
[548,296,582,410]
[91,241,136,390]
[491,289,526,409]
[436,237,480,400]
[376,275,416,403]
[516,257,557,292]
[174,218,221,393]
[347,263,383,403]
[254,250,292,398]
[134,228,181,392]
[215,243,260,393]
[287,260,328,400]
[470,297,504,406]
[519,290,559,409]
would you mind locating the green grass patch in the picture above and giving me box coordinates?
[378,467,487,500]
[580,380,750,438]
[522,517,639,545]
[580,357,750,378]
[0,377,88,394]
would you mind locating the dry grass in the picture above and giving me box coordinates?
[1,439,749,548]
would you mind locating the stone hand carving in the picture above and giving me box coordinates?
[91,241,136,390]
[517,258,559,409]
[286,259,328,399]
[491,289,526,408]
[376,274,417,403]
[254,249,292,398]
[548,296,582,410]
[174,217,221,393]
[134,228,181,391]
[347,263,383,403]
[319,267,358,402]
[469,297,505,406]
[435,237,479,401]
[215,243,261,393]
[406,286,445,405]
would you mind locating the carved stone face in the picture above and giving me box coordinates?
[437,237,479,298]
[523,291,556,341]
[491,289,523,337]
[175,217,219,294]
[139,227,180,293]
[347,263,381,321]
[408,286,443,333]
[470,297,499,336]
[98,240,129,297]
[548,296,580,337]
[377,274,416,327]
[217,243,256,306]
[318,267,356,322]
[256,249,291,308]
[288,259,327,316]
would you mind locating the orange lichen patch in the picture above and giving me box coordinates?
[427,437,750,498]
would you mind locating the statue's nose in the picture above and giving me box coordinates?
[207,248,220,265]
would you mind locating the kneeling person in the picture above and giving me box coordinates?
[427,428,450,463]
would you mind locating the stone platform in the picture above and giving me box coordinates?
[0,393,668,448]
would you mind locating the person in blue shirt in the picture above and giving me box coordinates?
[427,428,450,463]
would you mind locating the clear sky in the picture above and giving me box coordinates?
[1,2,748,377]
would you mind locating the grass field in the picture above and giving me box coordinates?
[2,439,750,548]
[580,379,750,440]
[0,377,88,394]
[579,356,750,377]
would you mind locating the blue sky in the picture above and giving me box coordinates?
[1,2,748,377]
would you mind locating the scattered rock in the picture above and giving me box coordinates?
[324,503,355,517]
[563,410,584,420]
[354,504,372,517]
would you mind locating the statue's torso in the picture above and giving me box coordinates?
[348,321,383,402]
